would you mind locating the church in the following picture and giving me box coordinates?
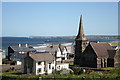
[74,16,120,68]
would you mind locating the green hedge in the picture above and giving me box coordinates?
[2,58,16,65]
[70,67,83,75]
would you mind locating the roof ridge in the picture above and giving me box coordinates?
[89,42,99,56]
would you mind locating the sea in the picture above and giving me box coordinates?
[0,37,119,57]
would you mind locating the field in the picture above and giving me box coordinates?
[2,67,120,80]
[109,41,120,47]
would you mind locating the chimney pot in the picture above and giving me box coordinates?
[18,44,21,47]
[26,44,28,47]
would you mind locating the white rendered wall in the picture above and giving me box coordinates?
[36,61,45,75]
[16,61,21,65]
[56,63,69,71]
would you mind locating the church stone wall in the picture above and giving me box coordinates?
[114,50,120,67]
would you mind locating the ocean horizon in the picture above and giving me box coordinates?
[0,36,119,56]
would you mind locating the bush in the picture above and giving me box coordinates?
[109,67,120,75]
[71,67,83,75]
[59,69,70,75]
[2,58,16,65]
[10,60,16,65]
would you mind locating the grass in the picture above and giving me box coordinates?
[2,67,120,80]
[69,62,73,65]
[109,41,120,46]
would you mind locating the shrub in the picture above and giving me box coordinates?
[71,67,83,75]
[2,58,16,65]
[59,69,70,75]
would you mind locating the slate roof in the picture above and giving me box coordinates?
[45,44,66,54]
[29,53,54,63]
[107,50,116,59]
[9,46,36,52]
[10,52,27,59]
[45,45,59,54]
[90,42,113,57]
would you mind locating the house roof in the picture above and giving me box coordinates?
[29,53,54,63]
[90,42,113,57]
[9,46,36,52]
[45,44,66,54]
[45,45,59,53]
[10,52,28,59]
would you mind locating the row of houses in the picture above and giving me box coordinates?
[8,43,74,75]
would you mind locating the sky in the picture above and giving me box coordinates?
[2,2,118,37]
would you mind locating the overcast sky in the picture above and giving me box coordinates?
[2,2,118,37]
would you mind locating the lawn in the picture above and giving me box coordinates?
[2,67,120,80]
[109,41,120,47]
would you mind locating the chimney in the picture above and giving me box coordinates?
[59,44,61,47]
[18,44,21,47]
[27,52,30,56]
[25,44,28,47]
[50,44,53,48]
[97,41,100,43]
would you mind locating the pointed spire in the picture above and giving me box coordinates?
[76,15,86,40]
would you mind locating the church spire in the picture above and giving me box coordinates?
[76,15,86,40]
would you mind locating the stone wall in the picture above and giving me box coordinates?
[114,50,120,67]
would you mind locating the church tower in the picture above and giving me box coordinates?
[74,15,87,66]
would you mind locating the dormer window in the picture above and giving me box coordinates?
[19,51,24,54]
[19,51,22,53]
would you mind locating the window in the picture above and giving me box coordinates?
[37,68,41,73]
[19,51,22,54]
[38,62,41,65]
[49,63,51,69]
[52,66,54,69]
[19,51,24,54]
[21,52,24,54]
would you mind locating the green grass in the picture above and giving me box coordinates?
[109,41,120,47]
[2,67,120,80]
[69,62,73,65]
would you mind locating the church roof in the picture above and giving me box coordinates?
[107,50,116,59]
[90,42,113,57]
[76,15,86,40]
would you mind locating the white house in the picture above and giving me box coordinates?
[56,63,69,71]
[22,52,70,75]
[45,44,68,62]
[22,53,55,75]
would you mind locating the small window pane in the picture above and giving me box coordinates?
[38,62,41,65]
[37,68,41,73]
